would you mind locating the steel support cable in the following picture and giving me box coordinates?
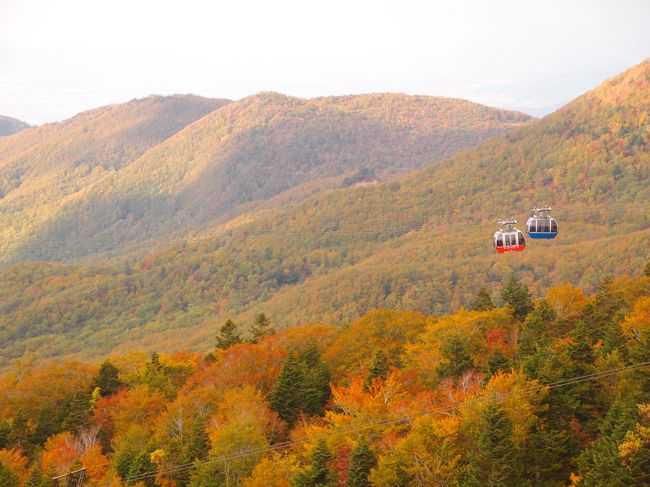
[122,361,650,484]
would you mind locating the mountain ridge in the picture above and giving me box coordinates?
[0,59,647,365]
[0,115,30,136]
[0,92,532,264]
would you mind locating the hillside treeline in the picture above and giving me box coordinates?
[1,266,649,486]
[1,60,647,365]
[0,93,528,265]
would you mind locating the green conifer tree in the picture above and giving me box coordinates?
[501,275,533,321]
[0,461,19,487]
[585,276,626,342]
[293,439,336,487]
[472,287,495,311]
[346,443,377,487]
[149,351,161,369]
[91,360,124,397]
[629,327,650,393]
[486,349,510,378]
[436,336,474,379]
[61,391,91,433]
[126,451,157,487]
[568,321,595,366]
[270,352,305,427]
[462,405,523,487]
[7,411,31,453]
[24,467,51,487]
[216,319,242,349]
[523,424,574,485]
[644,260,650,277]
[249,313,276,342]
[143,351,170,395]
[303,362,331,417]
[365,350,389,388]
[577,398,640,486]
[0,423,8,450]
[517,300,555,358]
[300,346,331,417]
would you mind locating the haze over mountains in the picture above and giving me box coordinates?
[0,92,531,264]
[0,115,30,136]
[0,60,648,365]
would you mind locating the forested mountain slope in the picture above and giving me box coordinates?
[0,115,30,136]
[1,271,650,485]
[0,95,230,264]
[0,60,648,364]
[2,93,531,263]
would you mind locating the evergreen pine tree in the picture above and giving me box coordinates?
[91,360,124,397]
[270,352,305,427]
[186,418,211,462]
[523,424,574,485]
[149,351,161,369]
[577,398,640,486]
[517,301,555,358]
[568,321,595,366]
[601,321,628,358]
[644,260,650,277]
[629,328,650,394]
[0,462,19,487]
[472,287,495,311]
[585,276,626,342]
[293,439,336,487]
[216,319,242,349]
[61,391,91,433]
[303,361,331,416]
[462,405,523,487]
[249,313,275,342]
[501,275,533,321]
[7,411,31,453]
[366,350,389,387]
[346,443,377,487]
[486,349,510,378]
[436,336,474,379]
[143,351,170,394]
[24,468,51,487]
[127,451,157,487]
[300,346,331,417]
[301,345,321,368]
[0,422,7,450]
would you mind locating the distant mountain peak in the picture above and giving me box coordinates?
[0,89,531,265]
[0,115,30,136]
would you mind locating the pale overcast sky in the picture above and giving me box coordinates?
[1,0,648,124]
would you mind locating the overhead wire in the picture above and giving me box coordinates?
[502,42,650,99]
[121,361,650,484]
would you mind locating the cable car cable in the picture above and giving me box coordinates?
[122,361,650,484]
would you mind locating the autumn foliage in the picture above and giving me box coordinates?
[1,270,649,486]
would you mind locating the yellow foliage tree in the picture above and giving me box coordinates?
[545,283,587,320]
[459,370,547,447]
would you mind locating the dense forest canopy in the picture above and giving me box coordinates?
[0,92,529,264]
[1,268,649,485]
[0,60,647,365]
